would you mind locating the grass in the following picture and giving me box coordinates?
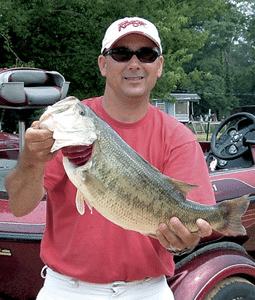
[196,133,213,141]
[186,122,218,141]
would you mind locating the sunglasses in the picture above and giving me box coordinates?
[103,47,160,63]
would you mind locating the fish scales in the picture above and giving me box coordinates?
[88,134,186,233]
[84,145,168,233]
[39,97,250,237]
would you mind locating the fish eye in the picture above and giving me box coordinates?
[79,110,86,116]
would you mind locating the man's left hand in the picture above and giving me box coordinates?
[156,217,212,254]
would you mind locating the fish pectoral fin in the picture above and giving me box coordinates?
[86,173,107,196]
[166,177,198,197]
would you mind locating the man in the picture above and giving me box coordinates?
[5,17,215,299]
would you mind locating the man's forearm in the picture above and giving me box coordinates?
[5,153,46,217]
[5,121,56,217]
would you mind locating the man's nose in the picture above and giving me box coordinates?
[127,54,141,69]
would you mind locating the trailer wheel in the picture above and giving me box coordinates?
[204,276,255,300]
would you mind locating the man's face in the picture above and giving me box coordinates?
[99,33,163,102]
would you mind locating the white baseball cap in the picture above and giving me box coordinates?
[101,17,162,54]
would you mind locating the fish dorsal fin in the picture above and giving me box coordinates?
[166,177,198,197]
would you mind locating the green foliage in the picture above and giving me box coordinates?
[1,0,253,126]
[1,0,229,100]
[181,1,254,118]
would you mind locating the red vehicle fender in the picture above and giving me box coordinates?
[168,242,255,300]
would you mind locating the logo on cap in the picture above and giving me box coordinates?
[118,20,147,32]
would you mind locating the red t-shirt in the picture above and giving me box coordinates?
[41,97,215,283]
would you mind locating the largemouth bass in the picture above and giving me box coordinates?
[40,96,249,237]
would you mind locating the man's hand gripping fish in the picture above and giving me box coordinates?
[39,96,249,237]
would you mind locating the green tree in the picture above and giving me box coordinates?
[180,1,252,118]
[1,0,229,102]
[232,1,255,106]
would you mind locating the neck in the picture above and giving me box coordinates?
[101,92,150,123]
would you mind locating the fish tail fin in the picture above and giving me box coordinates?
[216,195,250,236]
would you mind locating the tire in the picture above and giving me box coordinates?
[204,276,255,300]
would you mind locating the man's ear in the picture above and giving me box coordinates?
[98,55,107,77]
[157,56,164,79]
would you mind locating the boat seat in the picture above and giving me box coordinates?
[0,68,69,106]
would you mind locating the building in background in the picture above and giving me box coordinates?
[152,93,200,123]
